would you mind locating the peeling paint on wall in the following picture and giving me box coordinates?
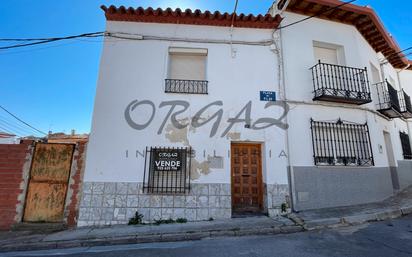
[165,123,189,146]
[226,132,241,141]
[190,158,210,180]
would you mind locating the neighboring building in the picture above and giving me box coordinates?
[0,132,17,144]
[273,0,412,210]
[79,1,412,226]
[47,130,89,144]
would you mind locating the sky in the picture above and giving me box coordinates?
[0,0,410,136]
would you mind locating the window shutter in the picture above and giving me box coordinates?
[170,54,206,80]
[313,46,339,65]
[169,48,207,81]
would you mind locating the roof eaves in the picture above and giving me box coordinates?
[101,5,283,29]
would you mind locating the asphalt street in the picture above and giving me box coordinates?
[2,215,412,257]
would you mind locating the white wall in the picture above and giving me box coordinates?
[399,69,412,96]
[0,137,17,144]
[85,21,289,186]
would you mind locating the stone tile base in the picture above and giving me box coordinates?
[78,182,290,227]
[78,182,231,227]
[264,184,290,217]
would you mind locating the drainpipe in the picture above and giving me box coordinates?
[279,28,297,212]
[269,1,296,212]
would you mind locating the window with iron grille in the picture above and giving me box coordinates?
[166,47,208,94]
[399,132,412,160]
[143,147,191,194]
[310,119,374,166]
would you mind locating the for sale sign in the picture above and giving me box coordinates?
[152,149,183,172]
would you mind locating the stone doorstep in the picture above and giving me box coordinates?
[0,224,304,253]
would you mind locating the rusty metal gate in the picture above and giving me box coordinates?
[23,143,75,222]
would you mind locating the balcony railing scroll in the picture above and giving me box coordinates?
[165,79,208,94]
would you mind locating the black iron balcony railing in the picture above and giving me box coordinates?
[375,80,402,118]
[165,79,208,94]
[399,90,412,119]
[311,61,371,105]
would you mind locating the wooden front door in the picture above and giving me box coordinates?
[231,143,263,214]
[23,143,75,223]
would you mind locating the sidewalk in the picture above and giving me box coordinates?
[0,216,301,252]
[290,186,412,230]
[1,186,411,253]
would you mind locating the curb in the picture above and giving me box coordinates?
[300,206,409,230]
[0,225,304,252]
[400,205,412,216]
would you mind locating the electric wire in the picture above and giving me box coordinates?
[0,115,40,136]
[0,120,29,137]
[0,41,79,56]
[276,0,357,30]
[0,124,22,137]
[0,105,47,135]
[0,32,104,50]
[0,2,409,65]
[381,51,412,65]
[230,0,239,28]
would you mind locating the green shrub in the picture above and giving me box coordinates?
[176,218,188,223]
[153,218,188,225]
[154,218,175,225]
[128,211,144,225]
[281,203,287,213]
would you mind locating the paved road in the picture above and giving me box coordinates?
[2,215,412,257]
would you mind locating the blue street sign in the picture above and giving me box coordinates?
[260,91,276,101]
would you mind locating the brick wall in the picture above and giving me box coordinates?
[66,142,87,227]
[0,140,87,230]
[0,140,33,230]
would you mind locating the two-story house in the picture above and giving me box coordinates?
[275,0,412,211]
[78,1,412,226]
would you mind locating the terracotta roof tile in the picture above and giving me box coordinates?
[101,5,283,29]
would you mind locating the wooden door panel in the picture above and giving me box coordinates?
[23,143,74,223]
[23,183,68,222]
[231,143,263,213]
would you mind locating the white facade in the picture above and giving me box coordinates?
[80,20,291,226]
[79,4,412,226]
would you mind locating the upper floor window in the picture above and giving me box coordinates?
[314,46,338,65]
[400,132,412,160]
[165,47,208,94]
[370,63,381,85]
[313,41,345,65]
